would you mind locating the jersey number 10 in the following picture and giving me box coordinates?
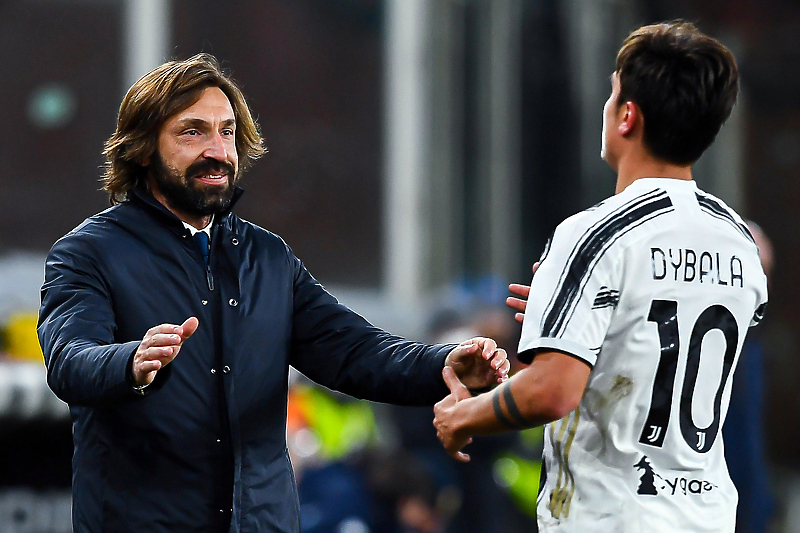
[638,299,738,453]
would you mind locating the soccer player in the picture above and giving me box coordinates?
[433,21,768,532]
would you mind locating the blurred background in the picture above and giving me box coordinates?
[0,0,798,531]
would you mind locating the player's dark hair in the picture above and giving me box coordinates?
[102,53,266,203]
[615,21,739,165]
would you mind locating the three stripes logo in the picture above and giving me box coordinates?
[592,287,620,310]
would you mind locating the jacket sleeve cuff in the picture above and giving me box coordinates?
[432,344,458,398]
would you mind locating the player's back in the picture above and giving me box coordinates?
[520,178,768,532]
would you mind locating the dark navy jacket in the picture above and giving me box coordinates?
[38,189,452,532]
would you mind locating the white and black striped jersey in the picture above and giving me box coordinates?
[518,178,768,532]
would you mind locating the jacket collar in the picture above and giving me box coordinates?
[128,186,244,230]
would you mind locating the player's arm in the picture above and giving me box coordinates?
[433,350,590,462]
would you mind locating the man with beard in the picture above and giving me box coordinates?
[37,54,510,533]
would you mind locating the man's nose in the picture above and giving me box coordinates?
[203,132,229,161]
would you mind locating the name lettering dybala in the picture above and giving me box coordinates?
[650,247,744,287]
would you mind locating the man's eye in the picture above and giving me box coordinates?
[222,129,234,136]
[183,129,199,136]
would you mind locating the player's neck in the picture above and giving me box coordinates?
[614,151,692,194]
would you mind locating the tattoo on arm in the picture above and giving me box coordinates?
[492,385,529,429]
[492,388,518,428]
[503,385,530,428]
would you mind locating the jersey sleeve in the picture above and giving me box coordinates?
[750,286,768,327]
[518,213,622,367]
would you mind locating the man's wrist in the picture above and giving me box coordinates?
[132,379,152,395]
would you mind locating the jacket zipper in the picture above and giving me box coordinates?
[206,264,215,291]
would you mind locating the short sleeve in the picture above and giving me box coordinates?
[518,213,623,367]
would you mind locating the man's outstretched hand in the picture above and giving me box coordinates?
[132,317,199,386]
[506,262,539,324]
[434,366,474,462]
[445,337,509,391]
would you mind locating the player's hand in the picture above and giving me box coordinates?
[506,262,539,324]
[132,317,199,386]
[445,337,510,390]
[434,366,474,462]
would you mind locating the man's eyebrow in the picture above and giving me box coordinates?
[176,118,210,129]
[175,117,236,129]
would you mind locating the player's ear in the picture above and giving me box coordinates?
[618,101,639,136]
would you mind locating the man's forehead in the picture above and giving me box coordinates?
[170,87,235,122]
